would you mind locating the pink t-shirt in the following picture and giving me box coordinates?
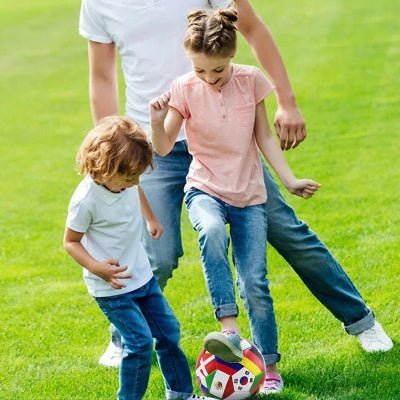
[170,64,273,207]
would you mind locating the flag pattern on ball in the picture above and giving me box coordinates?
[196,338,266,399]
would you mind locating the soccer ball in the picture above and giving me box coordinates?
[195,338,266,399]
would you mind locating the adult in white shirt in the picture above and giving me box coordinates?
[79,0,392,384]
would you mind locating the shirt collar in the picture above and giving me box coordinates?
[85,176,126,206]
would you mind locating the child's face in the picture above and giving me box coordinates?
[102,173,139,193]
[188,51,234,89]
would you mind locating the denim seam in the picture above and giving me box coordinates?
[141,301,186,394]
[112,311,145,400]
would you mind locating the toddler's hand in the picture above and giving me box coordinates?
[287,179,321,199]
[91,258,132,289]
[147,219,164,240]
[149,92,171,126]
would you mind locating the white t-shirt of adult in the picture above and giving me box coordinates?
[79,0,231,140]
[66,176,153,297]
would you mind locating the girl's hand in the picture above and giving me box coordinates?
[287,179,321,199]
[149,92,171,126]
[91,258,132,289]
[147,219,164,240]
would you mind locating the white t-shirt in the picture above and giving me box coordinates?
[79,0,231,140]
[66,176,153,297]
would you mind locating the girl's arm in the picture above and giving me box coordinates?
[138,185,164,239]
[63,227,131,289]
[234,0,306,150]
[255,100,320,199]
[149,92,184,156]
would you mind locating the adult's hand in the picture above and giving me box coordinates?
[274,104,306,150]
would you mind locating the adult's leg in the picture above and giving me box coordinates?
[140,277,193,400]
[262,163,374,334]
[140,140,192,289]
[229,203,280,366]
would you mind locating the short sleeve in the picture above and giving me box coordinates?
[66,198,92,234]
[209,0,233,9]
[253,68,274,104]
[169,79,190,119]
[79,0,112,43]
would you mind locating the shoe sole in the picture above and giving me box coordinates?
[204,333,243,363]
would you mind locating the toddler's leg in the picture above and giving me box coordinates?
[140,277,193,400]
[95,291,153,400]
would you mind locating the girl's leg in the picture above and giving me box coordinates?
[185,188,237,318]
[229,203,281,367]
[185,189,242,361]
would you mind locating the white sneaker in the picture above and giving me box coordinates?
[98,341,123,368]
[357,322,393,352]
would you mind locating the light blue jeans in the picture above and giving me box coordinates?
[111,141,374,354]
[96,277,193,400]
[185,187,280,365]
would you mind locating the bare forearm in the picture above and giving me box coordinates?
[138,186,157,222]
[259,136,296,188]
[235,0,296,107]
[151,123,175,156]
[64,241,98,272]
[89,77,118,124]
[88,41,119,124]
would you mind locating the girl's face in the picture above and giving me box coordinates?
[188,51,234,89]
[102,173,139,193]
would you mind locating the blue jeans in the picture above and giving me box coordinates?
[96,277,193,400]
[185,188,280,366]
[112,141,374,352]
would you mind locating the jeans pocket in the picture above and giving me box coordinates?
[95,295,122,314]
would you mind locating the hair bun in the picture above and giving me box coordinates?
[215,8,238,28]
[187,10,208,26]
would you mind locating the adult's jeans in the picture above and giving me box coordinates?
[96,277,193,400]
[185,188,280,366]
[261,164,373,334]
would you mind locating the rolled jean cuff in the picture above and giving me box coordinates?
[343,309,375,335]
[165,389,193,400]
[263,352,281,366]
[214,303,239,320]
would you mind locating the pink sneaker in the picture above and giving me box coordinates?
[259,372,284,395]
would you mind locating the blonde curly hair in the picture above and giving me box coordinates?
[77,116,153,184]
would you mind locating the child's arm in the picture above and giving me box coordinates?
[63,227,131,289]
[149,92,184,156]
[255,100,320,199]
[138,185,164,240]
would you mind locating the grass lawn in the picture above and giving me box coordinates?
[0,0,399,399]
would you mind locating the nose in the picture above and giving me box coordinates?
[205,73,217,84]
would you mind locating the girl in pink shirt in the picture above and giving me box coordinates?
[150,8,320,395]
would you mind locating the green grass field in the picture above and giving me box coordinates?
[1,0,399,399]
